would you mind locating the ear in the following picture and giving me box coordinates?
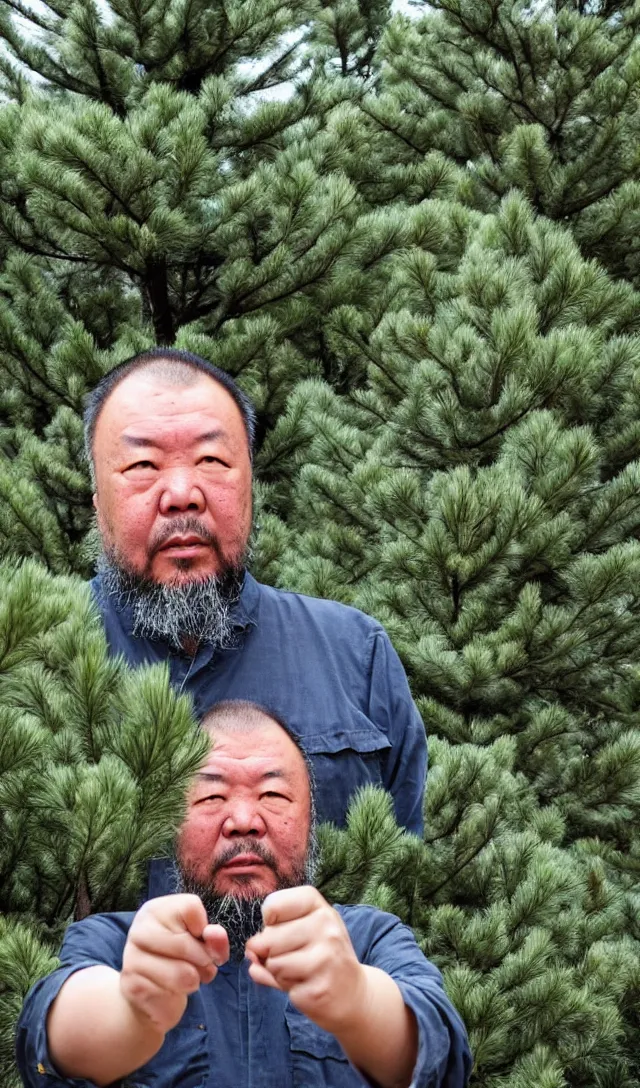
[92,493,98,511]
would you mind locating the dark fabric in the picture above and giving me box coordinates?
[91,571,427,835]
[16,906,472,1088]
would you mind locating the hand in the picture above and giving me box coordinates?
[245,886,366,1035]
[120,894,229,1035]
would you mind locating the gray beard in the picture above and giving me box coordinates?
[98,553,245,652]
[178,882,267,963]
[175,833,319,962]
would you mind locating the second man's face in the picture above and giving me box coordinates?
[177,722,312,900]
[92,370,253,585]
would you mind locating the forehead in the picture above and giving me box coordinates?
[94,370,247,445]
[199,723,310,787]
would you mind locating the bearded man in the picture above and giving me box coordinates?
[16,702,471,1088]
[85,346,427,852]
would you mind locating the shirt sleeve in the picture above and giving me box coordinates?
[366,627,427,836]
[353,908,473,1088]
[15,915,130,1088]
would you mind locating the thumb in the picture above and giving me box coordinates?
[173,894,209,939]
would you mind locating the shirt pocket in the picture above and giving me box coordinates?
[285,1006,357,1087]
[303,723,391,827]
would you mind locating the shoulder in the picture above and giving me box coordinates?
[334,903,410,949]
[60,911,135,968]
[253,577,384,640]
[334,904,445,988]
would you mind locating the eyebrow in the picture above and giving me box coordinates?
[122,428,227,448]
[196,770,290,785]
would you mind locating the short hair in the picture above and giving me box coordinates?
[83,347,257,471]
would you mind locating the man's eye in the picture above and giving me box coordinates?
[199,455,226,466]
[195,794,224,805]
[262,791,287,801]
[125,460,157,471]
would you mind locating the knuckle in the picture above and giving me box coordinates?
[264,956,280,978]
[177,933,199,961]
[309,979,331,1004]
[180,963,201,992]
[122,974,150,1005]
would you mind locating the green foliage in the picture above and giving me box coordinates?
[319,781,640,1087]
[0,558,208,1081]
[0,0,409,572]
[1,2,640,1086]
[361,0,640,285]
[0,920,59,1088]
[306,0,394,80]
[258,193,640,1083]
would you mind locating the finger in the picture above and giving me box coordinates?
[132,920,217,969]
[246,915,317,961]
[288,978,331,1011]
[202,925,229,966]
[261,948,325,989]
[140,895,209,940]
[120,973,172,1013]
[175,895,210,940]
[124,948,207,994]
[248,960,282,990]
[261,887,323,926]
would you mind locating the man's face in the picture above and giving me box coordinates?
[177,721,312,900]
[92,370,253,585]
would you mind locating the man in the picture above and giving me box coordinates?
[85,346,427,846]
[16,702,471,1088]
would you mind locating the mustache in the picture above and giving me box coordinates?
[211,841,279,877]
[149,516,221,557]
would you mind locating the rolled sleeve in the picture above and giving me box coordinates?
[396,977,472,1088]
[367,628,427,836]
[343,906,472,1088]
[15,964,103,1088]
[15,913,133,1088]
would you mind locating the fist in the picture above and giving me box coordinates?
[245,887,366,1034]
[120,894,229,1034]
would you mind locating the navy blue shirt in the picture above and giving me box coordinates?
[16,905,472,1088]
[92,572,427,835]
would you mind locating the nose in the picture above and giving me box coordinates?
[158,468,206,515]
[221,800,266,839]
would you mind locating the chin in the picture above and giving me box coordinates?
[154,562,218,584]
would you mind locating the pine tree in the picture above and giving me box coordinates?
[0,559,208,1086]
[2,3,640,1087]
[256,192,640,1084]
[0,0,404,575]
[306,0,393,79]
[349,0,640,285]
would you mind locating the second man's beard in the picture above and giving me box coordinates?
[176,838,318,963]
[97,526,247,652]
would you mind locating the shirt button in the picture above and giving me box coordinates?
[198,1023,205,1030]
[37,1063,46,1075]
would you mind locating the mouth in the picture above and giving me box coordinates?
[157,536,209,557]
[219,855,266,873]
